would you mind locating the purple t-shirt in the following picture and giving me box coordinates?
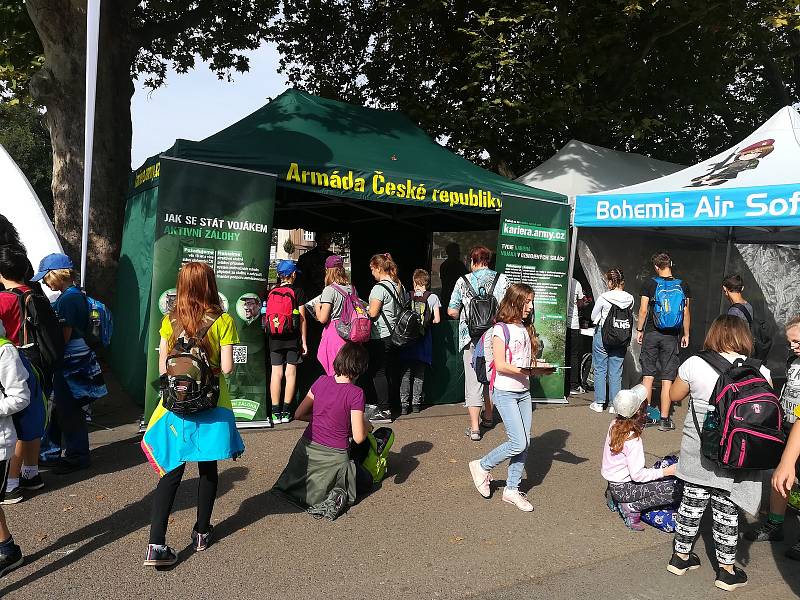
[303,375,366,450]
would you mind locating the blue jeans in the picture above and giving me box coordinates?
[592,328,625,407]
[479,389,532,490]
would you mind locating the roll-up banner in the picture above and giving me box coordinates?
[496,194,570,403]
[143,157,276,426]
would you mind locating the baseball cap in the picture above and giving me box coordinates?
[612,384,648,419]
[324,255,344,269]
[276,259,299,277]
[31,253,74,282]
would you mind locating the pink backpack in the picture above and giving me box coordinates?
[331,284,372,343]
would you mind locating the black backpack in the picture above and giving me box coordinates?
[377,282,421,348]
[1,288,64,376]
[601,302,633,349]
[692,350,785,470]
[462,273,500,340]
[730,303,773,360]
[410,291,434,337]
[161,315,220,415]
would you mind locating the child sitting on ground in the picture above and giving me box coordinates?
[0,321,31,576]
[601,384,681,530]
[398,269,441,415]
[272,342,374,511]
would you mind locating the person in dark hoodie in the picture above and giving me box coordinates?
[589,268,634,413]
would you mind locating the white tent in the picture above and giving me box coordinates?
[575,106,800,240]
[0,144,63,270]
[516,139,683,200]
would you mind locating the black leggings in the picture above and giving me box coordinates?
[364,338,399,412]
[149,461,218,545]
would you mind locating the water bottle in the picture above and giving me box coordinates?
[703,405,719,432]
[89,306,101,341]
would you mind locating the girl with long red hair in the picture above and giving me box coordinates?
[141,262,244,567]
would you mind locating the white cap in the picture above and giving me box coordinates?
[613,384,648,418]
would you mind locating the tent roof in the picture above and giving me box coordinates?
[575,106,800,231]
[516,140,683,198]
[0,144,62,274]
[162,89,564,223]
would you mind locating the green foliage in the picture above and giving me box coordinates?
[0,1,43,103]
[273,1,800,173]
[0,102,53,217]
[283,238,295,255]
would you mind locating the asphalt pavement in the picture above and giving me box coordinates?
[2,382,798,599]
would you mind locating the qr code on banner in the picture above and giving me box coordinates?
[233,345,248,364]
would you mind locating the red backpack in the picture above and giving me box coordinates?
[264,286,299,337]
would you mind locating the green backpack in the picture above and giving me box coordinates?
[361,427,394,483]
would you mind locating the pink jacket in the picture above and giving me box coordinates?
[601,422,664,483]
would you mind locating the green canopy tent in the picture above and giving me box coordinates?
[113,89,566,419]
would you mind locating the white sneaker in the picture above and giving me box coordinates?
[607,405,616,414]
[502,488,534,512]
[468,460,492,498]
[588,402,604,412]
[569,386,586,395]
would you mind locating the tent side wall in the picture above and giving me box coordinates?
[110,177,159,405]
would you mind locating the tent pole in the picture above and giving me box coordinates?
[567,201,579,283]
[719,226,734,314]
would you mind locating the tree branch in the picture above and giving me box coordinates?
[133,1,215,46]
[635,2,724,65]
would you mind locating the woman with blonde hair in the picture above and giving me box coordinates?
[141,262,244,567]
[316,254,356,376]
[468,283,554,512]
[666,315,769,591]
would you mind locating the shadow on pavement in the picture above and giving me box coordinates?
[521,428,588,492]
[0,466,249,596]
[38,435,147,496]
[390,441,433,485]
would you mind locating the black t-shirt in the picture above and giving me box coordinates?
[267,283,306,351]
[639,276,691,334]
[297,248,334,299]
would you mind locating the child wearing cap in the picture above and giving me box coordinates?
[601,384,680,530]
[265,260,307,426]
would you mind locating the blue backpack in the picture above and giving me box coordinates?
[651,277,685,331]
[84,294,113,348]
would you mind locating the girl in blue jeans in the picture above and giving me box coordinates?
[468,283,555,512]
[589,269,634,413]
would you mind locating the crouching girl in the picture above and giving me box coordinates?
[602,385,680,530]
[273,342,373,511]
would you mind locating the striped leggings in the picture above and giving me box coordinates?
[673,483,738,565]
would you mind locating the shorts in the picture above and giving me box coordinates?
[462,343,488,408]
[12,394,46,442]
[640,330,680,380]
[0,460,8,502]
[270,348,302,366]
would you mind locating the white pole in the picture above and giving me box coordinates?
[80,0,101,288]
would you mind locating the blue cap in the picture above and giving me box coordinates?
[276,259,299,277]
[31,253,74,282]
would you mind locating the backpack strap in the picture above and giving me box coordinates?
[697,350,734,376]
[377,282,403,332]
[730,303,753,324]
[460,274,478,299]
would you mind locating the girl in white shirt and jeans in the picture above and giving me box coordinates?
[468,283,554,512]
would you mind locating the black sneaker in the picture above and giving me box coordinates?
[369,410,392,424]
[744,519,784,542]
[785,538,800,561]
[0,543,23,577]
[143,544,178,567]
[658,417,675,431]
[715,566,747,591]
[0,488,23,505]
[411,404,421,414]
[400,405,410,416]
[191,525,213,552]
[667,552,701,575]
[52,461,89,476]
[19,474,44,491]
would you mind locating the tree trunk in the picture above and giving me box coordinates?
[26,0,135,305]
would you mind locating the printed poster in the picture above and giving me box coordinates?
[143,157,276,424]
[496,196,570,402]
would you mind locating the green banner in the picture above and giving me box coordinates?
[143,157,276,424]
[495,196,570,402]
